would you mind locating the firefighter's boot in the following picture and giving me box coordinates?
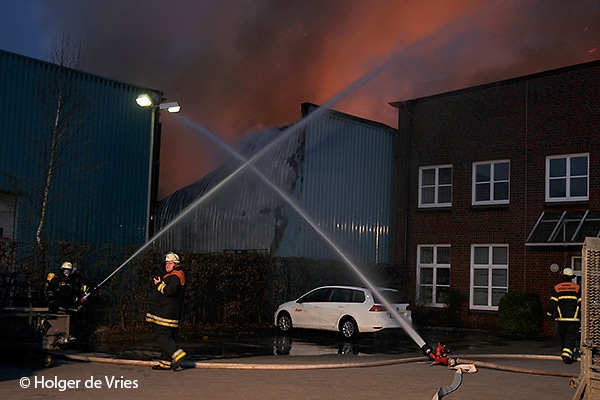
[171,349,187,371]
[561,348,574,364]
[152,360,172,370]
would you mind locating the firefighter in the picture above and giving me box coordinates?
[145,252,187,370]
[46,261,86,314]
[546,267,581,364]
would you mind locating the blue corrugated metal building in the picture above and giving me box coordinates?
[0,50,162,253]
[156,103,396,264]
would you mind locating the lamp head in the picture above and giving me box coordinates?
[136,94,154,107]
[159,102,181,113]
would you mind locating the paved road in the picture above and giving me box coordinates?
[0,350,582,399]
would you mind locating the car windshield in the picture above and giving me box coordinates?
[372,290,407,304]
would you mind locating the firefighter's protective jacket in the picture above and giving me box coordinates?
[46,271,85,313]
[145,268,186,328]
[546,281,581,322]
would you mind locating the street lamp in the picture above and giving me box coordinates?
[135,92,180,240]
[136,94,181,113]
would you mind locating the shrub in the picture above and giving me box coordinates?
[497,291,543,337]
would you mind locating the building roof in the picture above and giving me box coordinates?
[390,59,600,107]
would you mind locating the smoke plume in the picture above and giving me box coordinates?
[39,0,599,198]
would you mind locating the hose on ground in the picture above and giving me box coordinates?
[455,353,578,378]
[60,353,427,370]
[59,352,578,377]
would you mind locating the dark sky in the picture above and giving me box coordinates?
[1,0,599,199]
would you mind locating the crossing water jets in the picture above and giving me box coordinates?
[176,115,427,349]
[86,6,491,354]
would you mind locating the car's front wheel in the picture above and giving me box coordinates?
[339,317,359,339]
[277,312,293,333]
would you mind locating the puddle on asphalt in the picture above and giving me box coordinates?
[82,328,561,361]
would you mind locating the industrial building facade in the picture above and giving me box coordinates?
[393,60,600,331]
[0,50,162,262]
[156,103,396,264]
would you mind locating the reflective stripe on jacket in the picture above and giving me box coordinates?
[547,281,581,322]
[146,268,186,328]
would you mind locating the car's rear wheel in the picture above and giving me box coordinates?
[339,317,359,339]
[277,312,293,333]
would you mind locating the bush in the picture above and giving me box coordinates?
[2,239,410,331]
[497,291,543,337]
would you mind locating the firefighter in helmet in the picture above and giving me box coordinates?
[145,252,187,370]
[46,261,86,314]
[546,267,581,364]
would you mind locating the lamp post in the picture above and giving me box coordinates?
[136,93,180,239]
[136,94,181,113]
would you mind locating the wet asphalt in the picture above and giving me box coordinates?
[0,328,586,399]
[89,326,564,361]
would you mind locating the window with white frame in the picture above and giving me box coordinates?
[546,154,588,202]
[417,245,451,306]
[470,245,508,310]
[572,256,582,286]
[472,160,509,205]
[419,165,452,208]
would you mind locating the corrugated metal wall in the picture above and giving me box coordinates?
[0,50,160,249]
[155,103,395,264]
[155,125,300,253]
[277,103,395,263]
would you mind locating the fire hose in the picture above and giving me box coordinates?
[59,349,576,400]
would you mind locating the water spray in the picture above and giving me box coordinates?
[178,115,429,350]
[83,16,478,356]
[82,35,410,303]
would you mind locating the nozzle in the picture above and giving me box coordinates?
[421,344,434,356]
[82,285,96,301]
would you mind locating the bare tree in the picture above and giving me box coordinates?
[25,33,92,277]
[0,34,97,305]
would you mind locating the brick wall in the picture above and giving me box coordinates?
[393,60,600,333]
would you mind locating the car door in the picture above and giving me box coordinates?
[293,287,332,329]
[319,288,352,330]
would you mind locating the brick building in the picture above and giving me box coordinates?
[392,60,600,332]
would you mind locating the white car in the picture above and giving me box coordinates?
[274,285,412,339]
